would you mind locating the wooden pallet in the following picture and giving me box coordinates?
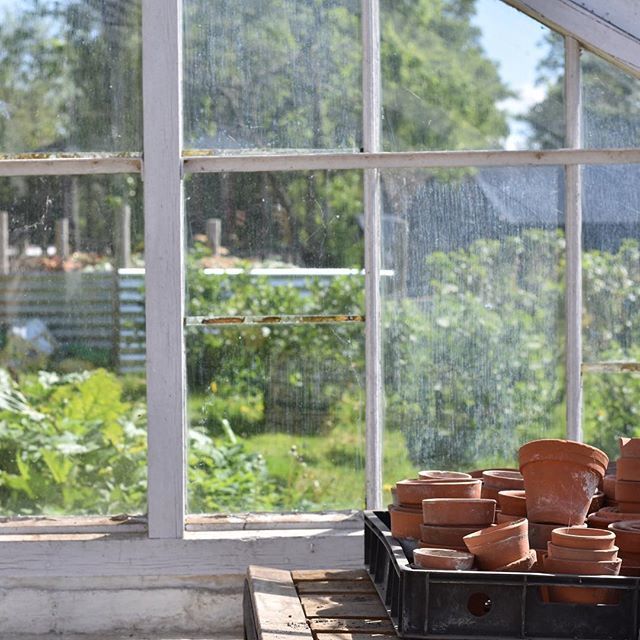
[244,566,397,640]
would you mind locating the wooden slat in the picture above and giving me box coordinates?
[312,634,395,640]
[292,570,370,582]
[300,594,388,619]
[247,566,313,640]
[309,618,395,634]
[297,581,376,595]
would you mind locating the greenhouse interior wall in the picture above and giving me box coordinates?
[1,0,640,636]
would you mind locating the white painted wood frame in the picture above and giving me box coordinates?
[141,0,187,538]
[362,0,383,510]
[564,37,583,442]
[0,156,141,176]
[183,148,640,173]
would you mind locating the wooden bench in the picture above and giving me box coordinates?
[244,566,397,640]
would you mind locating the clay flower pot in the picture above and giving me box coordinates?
[609,520,640,554]
[395,479,439,506]
[519,439,608,525]
[420,523,482,548]
[496,512,521,524]
[603,474,617,500]
[587,506,640,529]
[551,526,615,550]
[498,490,527,517]
[494,548,537,572]
[463,518,529,571]
[389,504,423,540]
[481,470,524,501]
[542,554,621,604]
[547,542,619,562]
[422,498,496,527]
[616,457,640,482]
[417,470,471,481]
[417,479,482,500]
[620,437,640,458]
[589,490,605,513]
[413,547,475,570]
[614,479,640,503]
[618,501,640,513]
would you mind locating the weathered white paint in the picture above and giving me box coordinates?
[503,0,640,78]
[142,0,187,538]
[184,148,640,173]
[362,0,383,511]
[565,37,583,442]
[0,156,141,176]
[0,574,244,637]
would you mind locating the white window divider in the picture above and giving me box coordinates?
[142,0,186,538]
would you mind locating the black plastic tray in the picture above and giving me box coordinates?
[364,510,640,639]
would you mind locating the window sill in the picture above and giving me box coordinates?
[0,511,364,578]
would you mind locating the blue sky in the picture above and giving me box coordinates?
[473,0,553,148]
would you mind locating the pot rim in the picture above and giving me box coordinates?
[519,439,609,471]
[551,526,615,549]
[463,517,527,549]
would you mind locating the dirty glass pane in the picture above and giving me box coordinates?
[0,174,146,516]
[184,171,364,318]
[381,166,565,499]
[380,0,564,151]
[583,164,640,361]
[582,51,640,149]
[186,324,365,513]
[183,0,362,152]
[583,371,640,462]
[0,0,142,154]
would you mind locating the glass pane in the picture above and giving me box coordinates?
[0,174,146,515]
[187,324,365,513]
[583,164,640,361]
[381,0,564,151]
[0,0,142,154]
[183,0,362,152]
[582,51,640,149]
[382,166,565,496]
[185,171,364,317]
[583,371,640,461]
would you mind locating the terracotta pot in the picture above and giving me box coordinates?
[415,479,482,500]
[390,486,399,507]
[543,553,620,605]
[420,523,482,548]
[616,457,640,482]
[587,507,640,529]
[608,520,640,553]
[620,561,640,577]
[543,554,621,576]
[496,512,521,524]
[603,474,617,500]
[551,526,615,550]
[396,479,442,506]
[417,470,471,481]
[498,490,527,517]
[615,479,640,503]
[620,437,640,458]
[547,541,619,562]
[589,490,605,513]
[519,439,608,525]
[528,521,584,549]
[413,547,475,570]
[463,518,529,571]
[422,498,496,526]
[481,470,524,501]
[617,501,640,513]
[418,542,468,552]
[389,505,423,540]
[493,548,537,572]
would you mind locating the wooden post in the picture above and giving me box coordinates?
[115,203,132,268]
[206,217,222,255]
[0,211,9,275]
[55,218,70,260]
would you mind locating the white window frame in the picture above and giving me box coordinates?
[0,0,638,564]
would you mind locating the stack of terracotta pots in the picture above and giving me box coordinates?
[497,490,526,523]
[542,527,620,603]
[608,521,640,576]
[389,471,473,540]
[481,470,524,502]
[615,438,640,513]
[413,547,475,571]
[519,439,609,560]
[463,517,535,571]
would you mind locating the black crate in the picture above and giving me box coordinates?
[364,510,640,640]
